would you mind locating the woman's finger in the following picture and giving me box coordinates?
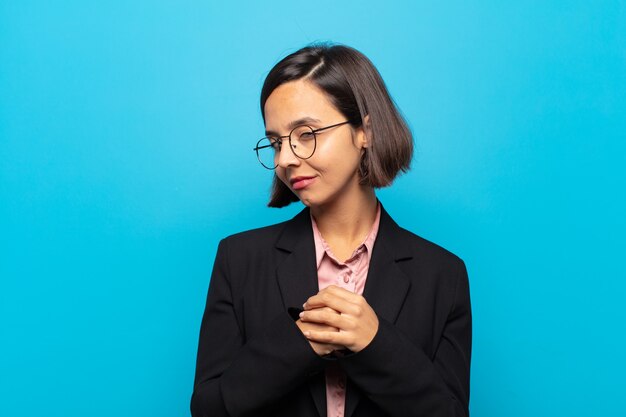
[304,329,350,346]
[304,291,360,315]
[323,285,363,303]
[299,308,353,329]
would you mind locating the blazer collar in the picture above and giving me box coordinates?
[275,203,413,260]
[275,203,413,417]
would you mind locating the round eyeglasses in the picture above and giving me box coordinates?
[253,121,351,170]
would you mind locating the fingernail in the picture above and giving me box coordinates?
[304,331,310,336]
[299,312,304,318]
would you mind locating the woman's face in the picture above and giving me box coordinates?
[263,80,368,208]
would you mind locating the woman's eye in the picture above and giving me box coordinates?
[270,139,281,151]
[299,132,314,141]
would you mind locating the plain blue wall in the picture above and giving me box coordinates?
[1,1,625,416]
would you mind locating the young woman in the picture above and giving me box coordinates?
[191,43,472,417]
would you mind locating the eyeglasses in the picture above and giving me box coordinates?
[253,121,351,170]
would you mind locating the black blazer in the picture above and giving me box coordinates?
[191,205,472,417]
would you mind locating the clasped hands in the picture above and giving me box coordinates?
[295,285,379,356]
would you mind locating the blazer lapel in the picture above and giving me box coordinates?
[345,205,413,417]
[275,207,320,311]
[274,208,327,416]
[362,206,413,324]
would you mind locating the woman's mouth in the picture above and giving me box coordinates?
[290,176,316,190]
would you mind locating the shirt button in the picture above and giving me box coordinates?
[343,275,349,283]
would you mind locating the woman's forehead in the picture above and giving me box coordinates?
[264,80,340,130]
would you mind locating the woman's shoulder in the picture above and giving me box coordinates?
[387,222,469,290]
[221,221,289,247]
[401,227,463,264]
[211,213,306,275]
[381,208,465,268]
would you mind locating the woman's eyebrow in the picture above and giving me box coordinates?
[265,117,321,136]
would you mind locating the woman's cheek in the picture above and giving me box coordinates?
[275,170,289,187]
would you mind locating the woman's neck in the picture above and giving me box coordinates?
[310,186,378,258]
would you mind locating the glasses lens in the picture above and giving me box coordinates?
[255,137,279,169]
[290,126,316,159]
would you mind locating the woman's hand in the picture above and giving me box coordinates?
[300,285,379,353]
[295,308,343,356]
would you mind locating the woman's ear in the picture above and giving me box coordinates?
[359,114,371,149]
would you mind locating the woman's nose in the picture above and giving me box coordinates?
[276,141,300,168]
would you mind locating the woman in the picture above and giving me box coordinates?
[191,43,472,417]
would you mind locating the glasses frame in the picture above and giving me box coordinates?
[253,120,351,170]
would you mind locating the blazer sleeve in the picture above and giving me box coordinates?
[340,258,472,417]
[190,238,326,417]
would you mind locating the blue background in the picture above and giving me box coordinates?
[1,1,625,416]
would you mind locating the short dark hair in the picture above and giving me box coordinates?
[260,42,413,208]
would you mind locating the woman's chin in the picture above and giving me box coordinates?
[297,193,323,208]
[298,195,313,207]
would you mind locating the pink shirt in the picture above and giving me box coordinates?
[310,203,381,417]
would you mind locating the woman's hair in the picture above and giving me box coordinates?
[261,42,413,208]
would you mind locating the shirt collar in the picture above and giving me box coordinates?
[310,201,382,268]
